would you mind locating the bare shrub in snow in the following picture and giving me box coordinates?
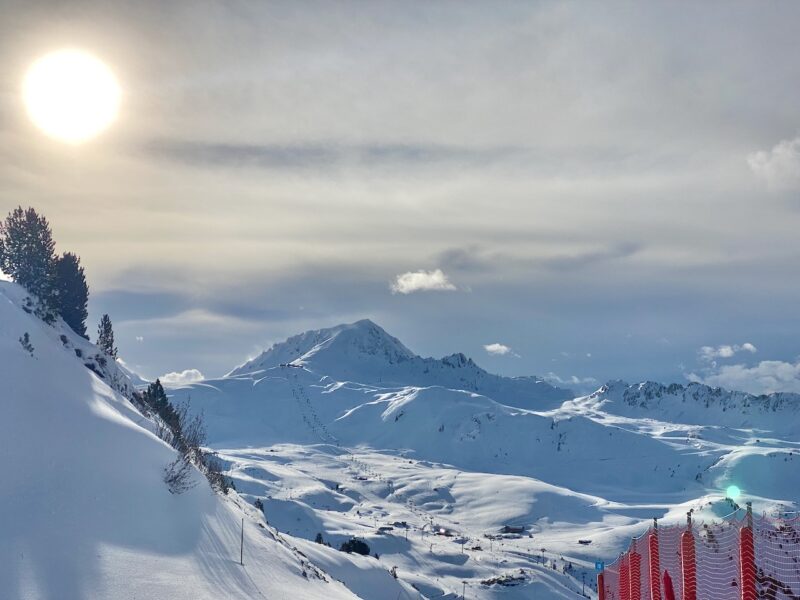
[141,386,232,495]
[19,332,34,355]
[201,451,232,495]
[163,455,196,494]
[154,419,175,446]
[175,402,206,461]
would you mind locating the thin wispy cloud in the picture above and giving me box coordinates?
[542,242,642,272]
[436,242,643,275]
[543,372,599,393]
[699,343,757,362]
[144,139,520,171]
[390,269,456,295]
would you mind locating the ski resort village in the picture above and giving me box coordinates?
[4,2,800,599]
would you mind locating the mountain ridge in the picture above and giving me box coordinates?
[225,318,572,408]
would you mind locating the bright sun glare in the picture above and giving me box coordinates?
[726,484,742,500]
[23,49,120,144]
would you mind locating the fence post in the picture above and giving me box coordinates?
[630,539,642,600]
[649,519,661,600]
[620,555,631,600]
[740,502,756,600]
[681,512,697,600]
[598,571,605,600]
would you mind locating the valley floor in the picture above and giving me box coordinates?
[217,442,685,600]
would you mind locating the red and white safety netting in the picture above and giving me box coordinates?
[600,511,800,600]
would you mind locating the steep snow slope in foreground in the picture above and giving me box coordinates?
[0,281,405,600]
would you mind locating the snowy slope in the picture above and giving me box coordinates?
[0,281,411,600]
[165,320,800,599]
[552,380,800,502]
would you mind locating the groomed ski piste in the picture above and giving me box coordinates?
[4,277,800,599]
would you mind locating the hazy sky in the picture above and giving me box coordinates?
[2,1,800,394]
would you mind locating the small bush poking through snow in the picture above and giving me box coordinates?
[339,537,370,555]
[163,456,196,494]
[201,451,233,494]
[19,332,34,356]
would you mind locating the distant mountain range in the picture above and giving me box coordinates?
[5,276,799,600]
[228,318,572,409]
[167,318,800,506]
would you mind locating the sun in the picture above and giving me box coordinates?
[23,49,121,144]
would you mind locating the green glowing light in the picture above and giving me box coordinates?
[726,485,741,500]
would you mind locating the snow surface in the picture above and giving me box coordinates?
[165,319,800,598]
[6,291,800,599]
[0,281,412,600]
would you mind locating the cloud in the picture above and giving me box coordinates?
[484,342,518,357]
[543,372,599,392]
[135,336,144,342]
[159,368,205,386]
[145,139,519,170]
[436,242,643,275]
[748,136,800,190]
[698,342,757,362]
[390,269,456,294]
[687,359,800,395]
[7,1,800,386]
[542,242,642,271]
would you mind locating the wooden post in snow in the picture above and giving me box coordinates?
[240,518,244,566]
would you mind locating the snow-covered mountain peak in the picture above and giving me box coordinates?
[440,352,475,368]
[229,319,416,376]
[222,319,571,408]
[590,379,629,398]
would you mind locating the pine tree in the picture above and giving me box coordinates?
[54,252,89,338]
[0,207,58,317]
[142,379,180,431]
[147,379,169,414]
[97,314,117,358]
